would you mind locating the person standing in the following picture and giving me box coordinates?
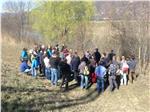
[71,51,80,83]
[95,61,107,93]
[108,50,116,62]
[108,56,119,92]
[93,48,101,65]
[31,55,38,78]
[21,48,28,61]
[50,53,60,85]
[66,52,72,65]
[128,55,137,83]
[78,61,89,89]
[44,54,51,80]
[120,56,129,85]
[59,59,71,91]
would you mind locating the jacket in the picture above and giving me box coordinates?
[71,56,80,71]
[20,61,30,72]
[78,61,86,74]
[93,51,101,62]
[95,65,106,78]
[31,58,38,68]
[21,50,28,59]
[128,59,136,71]
[50,56,60,69]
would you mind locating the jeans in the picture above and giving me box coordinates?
[109,75,118,91]
[97,77,104,93]
[51,68,58,85]
[80,74,89,89]
[45,67,51,80]
[120,72,127,85]
[31,68,37,78]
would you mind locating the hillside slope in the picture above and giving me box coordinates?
[1,40,150,112]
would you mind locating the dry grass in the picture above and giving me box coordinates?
[1,36,150,112]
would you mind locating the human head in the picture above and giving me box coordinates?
[116,56,121,62]
[74,51,78,56]
[99,60,104,66]
[112,55,116,61]
[111,49,114,53]
[131,54,135,60]
[23,48,27,51]
[102,52,106,57]
[121,56,125,60]
[95,48,98,52]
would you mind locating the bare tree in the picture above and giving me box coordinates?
[109,1,150,72]
[2,0,33,41]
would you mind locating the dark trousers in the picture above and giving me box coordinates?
[129,71,136,83]
[60,75,69,91]
[39,64,45,76]
[109,75,118,91]
[73,71,80,85]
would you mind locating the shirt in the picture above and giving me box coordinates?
[44,57,50,68]
[95,65,106,78]
[66,54,72,65]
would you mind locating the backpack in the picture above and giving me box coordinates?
[91,73,97,83]
[83,66,89,75]
[109,64,117,76]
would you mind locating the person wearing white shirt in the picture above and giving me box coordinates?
[66,53,72,65]
[44,54,51,80]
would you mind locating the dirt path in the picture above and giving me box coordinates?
[1,42,150,112]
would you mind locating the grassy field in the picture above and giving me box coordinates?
[1,38,150,112]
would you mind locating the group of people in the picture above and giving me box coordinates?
[20,44,137,93]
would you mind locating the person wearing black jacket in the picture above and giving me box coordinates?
[81,54,89,65]
[93,48,101,65]
[70,51,80,83]
[59,59,71,91]
[108,50,116,62]
[49,53,60,85]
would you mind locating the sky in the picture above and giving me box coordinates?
[0,0,18,12]
[0,0,143,13]
[0,0,34,13]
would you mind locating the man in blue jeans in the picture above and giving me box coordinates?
[50,53,60,85]
[95,61,106,93]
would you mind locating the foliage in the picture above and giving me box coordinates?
[31,1,94,42]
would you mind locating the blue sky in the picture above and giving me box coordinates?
[0,0,34,13]
[0,0,6,12]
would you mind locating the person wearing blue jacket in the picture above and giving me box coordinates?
[21,48,28,61]
[47,47,52,58]
[95,61,106,93]
[31,55,38,78]
[20,60,31,74]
